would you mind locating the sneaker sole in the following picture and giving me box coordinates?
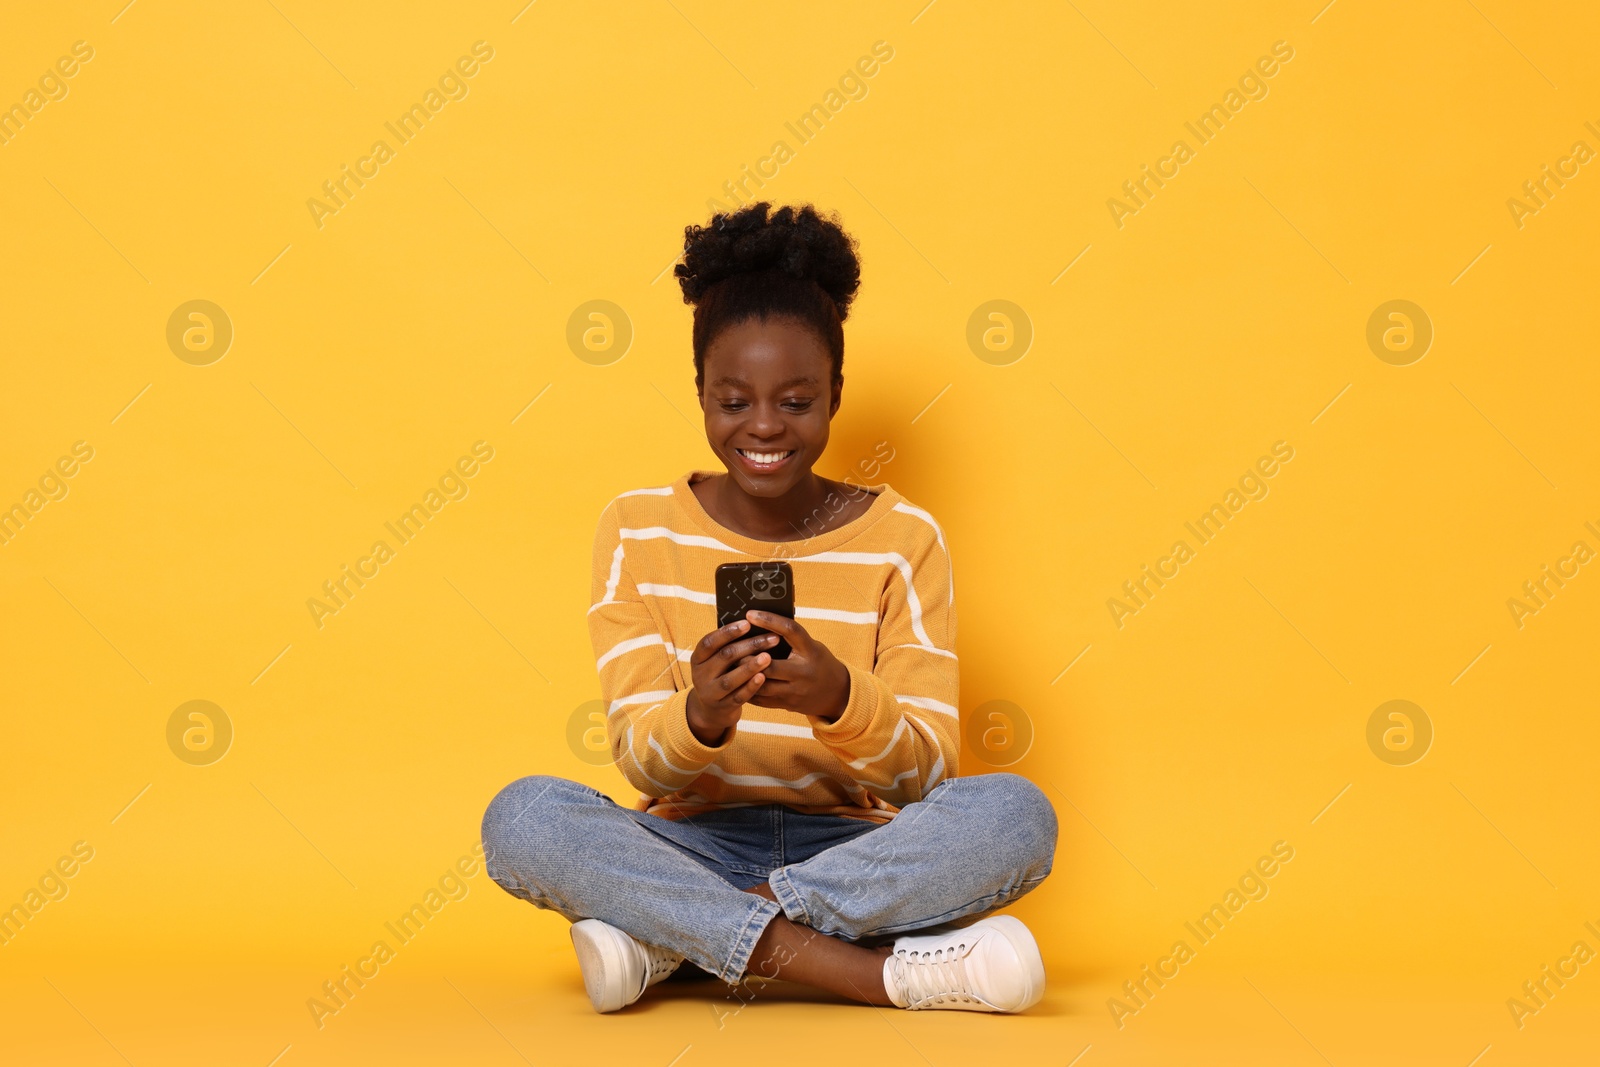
[570,919,633,1014]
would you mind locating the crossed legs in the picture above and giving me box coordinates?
[481,772,1058,999]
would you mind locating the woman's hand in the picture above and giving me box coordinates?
[685,619,782,746]
[742,610,851,723]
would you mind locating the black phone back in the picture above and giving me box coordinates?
[715,561,795,659]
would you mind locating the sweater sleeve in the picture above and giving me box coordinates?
[809,519,959,806]
[587,499,732,797]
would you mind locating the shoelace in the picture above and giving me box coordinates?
[893,940,977,1008]
[644,946,681,979]
[628,943,683,1001]
[636,943,683,994]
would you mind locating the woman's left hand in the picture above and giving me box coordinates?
[741,610,851,723]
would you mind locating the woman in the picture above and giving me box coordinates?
[482,202,1058,1014]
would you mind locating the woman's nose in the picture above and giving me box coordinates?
[747,403,786,434]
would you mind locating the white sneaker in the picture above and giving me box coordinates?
[882,915,1045,1012]
[569,918,683,1013]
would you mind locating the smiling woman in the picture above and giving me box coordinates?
[481,202,1058,1018]
[676,203,867,541]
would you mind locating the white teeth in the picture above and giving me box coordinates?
[739,449,792,465]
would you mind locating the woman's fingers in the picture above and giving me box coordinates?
[745,610,810,650]
[693,619,751,664]
[734,669,767,700]
[758,656,795,681]
[719,632,779,666]
[719,651,770,694]
[745,689,809,710]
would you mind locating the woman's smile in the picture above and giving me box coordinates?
[734,447,797,474]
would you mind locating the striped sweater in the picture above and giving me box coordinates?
[587,469,959,824]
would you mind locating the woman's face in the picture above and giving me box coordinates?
[698,316,840,499]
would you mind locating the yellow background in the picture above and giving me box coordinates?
[3,1,1597,1063]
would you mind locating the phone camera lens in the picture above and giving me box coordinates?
[747,571,785,601]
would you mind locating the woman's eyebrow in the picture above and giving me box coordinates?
[710,375,819,388]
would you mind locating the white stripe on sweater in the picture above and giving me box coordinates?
[892,501,946,553]
[699,763,866,793]
[736,719,816,739]
[907,712,946,769]
[896,694,959,718]
[624,717,680,794]
[597,633,664,671]
[893,501,954,608]
[847,717,910,770]
[636,583,717,606]
[789,550,940,649]
[623,525,739,552]
[593,541,626,610]
[855,764,924,792]
[795,605,878,625]
[598,522,955,656]
[610,690,675,715]
[883,641,959,661]
[647,732,701,778]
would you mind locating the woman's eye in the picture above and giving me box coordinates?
[717,399,812,413]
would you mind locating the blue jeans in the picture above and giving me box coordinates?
[481,773,1058,983]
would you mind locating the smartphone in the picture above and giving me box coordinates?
[715,561,796,660]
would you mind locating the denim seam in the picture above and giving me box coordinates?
[861,881,1043,939]
[767,867,812,927]
[786,873,1049,942]
[718,897,783,983]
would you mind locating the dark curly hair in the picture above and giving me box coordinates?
[675,202,861,392]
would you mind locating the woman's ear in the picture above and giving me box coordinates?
[828,376,843,418]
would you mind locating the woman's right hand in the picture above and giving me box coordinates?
[685,619,781,746]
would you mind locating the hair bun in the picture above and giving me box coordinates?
[676,202,861,321]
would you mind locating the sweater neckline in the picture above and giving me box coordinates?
[672,470,901,557]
